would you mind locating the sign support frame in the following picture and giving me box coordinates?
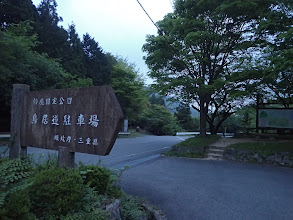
[58,146,75,168]
[9,84,30,159]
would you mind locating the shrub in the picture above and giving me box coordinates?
[33,153,58,173]
[79,165,111,195]
[120,194,147,220]
[0,158,35,219]
[0,158,32,188]
[106,166,127,198]
[29,167,84,217]
[0,189,36,219]
[0,158,9,164]
[61,210,107,220]
[61,186,108,220]
[0,158,32,207]
[107,184,124,198]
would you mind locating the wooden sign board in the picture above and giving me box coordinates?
[20,86,124,156]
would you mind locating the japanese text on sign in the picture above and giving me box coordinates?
[21,86,124,156]
[31,113,99,127]
[33,97,73,105]
[53,135,98,146]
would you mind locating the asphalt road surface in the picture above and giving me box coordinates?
[24,135,188,169]
[3,135,292,219]
[121,156,293,220]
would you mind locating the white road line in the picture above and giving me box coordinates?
[113,154,161,170]
[102,146,171,161]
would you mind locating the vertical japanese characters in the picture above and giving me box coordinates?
[31,96,100,146]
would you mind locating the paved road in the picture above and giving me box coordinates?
[3,135,292,219]
[22,135,188,169]
[121,157,293,220]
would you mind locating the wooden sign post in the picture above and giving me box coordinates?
[9,84,30,159]
[58,146,75,168]
[10,85,124,167]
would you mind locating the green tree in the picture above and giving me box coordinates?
[143,0,277,135]
[175,102,199,131]
[34,0,70,61]
[82,33,112,85]
[0,0,38,29]
[109,56,148,124]
[138,104,181,135]
[0,22,68,105]
[0,22,91,131]
[149,93,165,106]
[62,23,87,78]
[256,1,293,107]
[220,114,241,133]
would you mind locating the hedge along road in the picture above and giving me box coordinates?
[121,156,293,220]
[24,135,189,168]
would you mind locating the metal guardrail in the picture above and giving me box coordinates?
[118,132,130,135]
[176,132,200,136]
[176,132,234,137]
[0,134,10,138]
[2,132,235,137]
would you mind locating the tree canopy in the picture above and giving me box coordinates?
[138,104,181,135]
[109,56,148,124]
[174,102,199,131]
[0,22,74,107]
[143,0,292,134]
[0,0,148,131]
[255,1,293,107]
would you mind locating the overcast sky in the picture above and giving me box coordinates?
[32,0,174,84]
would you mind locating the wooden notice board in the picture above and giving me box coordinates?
[20,86,124,155]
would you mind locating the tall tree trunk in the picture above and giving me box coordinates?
[199,96,207,136]
[209,122,217,135]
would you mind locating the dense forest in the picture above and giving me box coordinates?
[0,0,195,134]
[2,0,290,135]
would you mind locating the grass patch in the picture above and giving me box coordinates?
[175,135,220,148]
[165,135,221,158]
[0,138,9,158]
[164,151,205,158]
[0,137,9,146]
[227,141,293,153]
